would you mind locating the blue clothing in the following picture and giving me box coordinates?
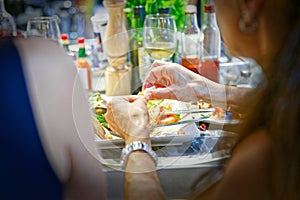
[0,39,63,199]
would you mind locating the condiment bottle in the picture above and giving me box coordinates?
[61,33,75,59]
[201,3,221,83]
[61,33,70,52]
[77,37,92,91]
[181,5,202,74]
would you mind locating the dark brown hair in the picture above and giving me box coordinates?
[238,6,300,199]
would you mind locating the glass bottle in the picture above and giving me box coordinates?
[201,3,221,83]
[181,5,202,74]
[158,7,170,15]
[77,37,92,91]
[61,33,70,52]
[130,5,145,93]
[0,0,16,38]
[145,0,159,15]
[61,33,75,59]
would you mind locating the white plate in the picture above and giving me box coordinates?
[96,130,237,148]
[101,153,230,169]
[96,132,199,149]
[202,118,240,125]
[96,130,238,170]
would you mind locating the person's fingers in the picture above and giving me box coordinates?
[143,66,173,90]
[105,95,150,137]
[106,97,129,122]
[143,81,154,90]
[150,60,170,69]
[132,95,148,105]
[109,95,134,103]
[147,87,177,100]
[147,84,200,102]
[127,95,139,103]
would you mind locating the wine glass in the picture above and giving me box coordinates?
[143,14,177,61]
[0,0,17,38]
[26,16,61,42]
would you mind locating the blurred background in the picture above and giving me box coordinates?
[4,0,105,40]
[4,0,197,40]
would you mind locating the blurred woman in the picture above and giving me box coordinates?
[105,0,300,199]
[0,38,107,200]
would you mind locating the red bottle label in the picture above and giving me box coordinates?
[181,57,201,74]
[200,60,220,83]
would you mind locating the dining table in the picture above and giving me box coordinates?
[96,127,239,199]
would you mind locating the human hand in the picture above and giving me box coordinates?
[143,60,213,102]
[105,95,151,145]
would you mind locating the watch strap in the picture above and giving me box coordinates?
[120,141,158,169]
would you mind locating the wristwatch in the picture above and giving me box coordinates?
[120,141,158,170]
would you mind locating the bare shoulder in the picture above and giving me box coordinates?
[223,129,272,198]
[232,129,271,170]
[232,129,272,164]
[192,129,272,200]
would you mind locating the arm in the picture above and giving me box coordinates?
[16,38,107,200]
[105,96,166,200]
[225,85,256,113]
[125,143,165,200]
[194,79,256,113]
[190,129,272,200]
[143,61,255,113]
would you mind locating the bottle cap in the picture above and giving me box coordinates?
[158,7,170,14]
[184,5,197,14]
[61,33,69,40]
[204,4,215,13]
[133,6,145,18]
[77,37,85,44]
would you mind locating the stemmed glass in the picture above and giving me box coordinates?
[26,16,61,42]
[143,14,177,61]
[0,0,17,38]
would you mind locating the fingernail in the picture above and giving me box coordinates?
[143,92,152,100]
[143,82,152,90]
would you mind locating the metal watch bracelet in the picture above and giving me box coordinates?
[120,141,158,170]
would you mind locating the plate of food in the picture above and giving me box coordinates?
[89,92,241,139]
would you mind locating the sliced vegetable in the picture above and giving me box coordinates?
[95,114,108,128]
[157,114,180,125]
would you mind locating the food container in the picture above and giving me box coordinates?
[96,129,239,169]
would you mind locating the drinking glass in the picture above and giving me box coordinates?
[26,16,61,42]
[0,0,17,38]
[143,14,177,61]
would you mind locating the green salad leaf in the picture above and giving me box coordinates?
[95,114,108,128]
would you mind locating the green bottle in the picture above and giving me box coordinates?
[145,0,158,14]
[130,5,146,93]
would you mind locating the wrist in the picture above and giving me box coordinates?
[125,135,151,146]
[125,137,151,145]
[125,127,151,145]
[192,79,212,102]
[121,141,157,170]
